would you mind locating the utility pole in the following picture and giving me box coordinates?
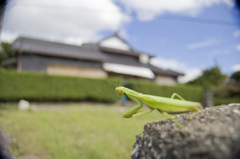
[0,0,7,41]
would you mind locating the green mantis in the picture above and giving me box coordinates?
[115,86,202,131]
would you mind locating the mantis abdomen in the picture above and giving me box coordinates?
[140,94,201,113]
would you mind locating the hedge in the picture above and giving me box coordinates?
[0,69,203,103]
[0,69,120,102]
[214,97,240,106]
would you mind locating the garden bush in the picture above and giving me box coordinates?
[0,69,119,102]
[0,69,203,103]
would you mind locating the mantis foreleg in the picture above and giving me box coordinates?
[123,95,142,118]
[132,109,154,118]
[123,94,154,131]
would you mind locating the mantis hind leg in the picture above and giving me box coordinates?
[171,93,185,101]
[157,110,192,134]
[161,112,185,129]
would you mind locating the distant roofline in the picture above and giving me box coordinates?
[11,36,184,77]
[12,37,109,62]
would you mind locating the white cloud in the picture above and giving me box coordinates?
[2,0,130,43]
[150,57,202,83]
[186,38,219,50]
[233,30,240,37]
[232,64,240,72]
[0,31,17,42]
[116,0,233,21]
[207,49,231,57]
[178,68,202,83]
[150,57,186,71]
[236,44,240,51]
[118,29,129,39]
[1,0,233,43]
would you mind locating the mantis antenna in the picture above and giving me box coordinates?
[105,79,117,88]
[119,75,123,87]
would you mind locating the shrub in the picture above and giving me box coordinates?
[214,97,240,106]
[0,69,119,102]
[0,69,203,103]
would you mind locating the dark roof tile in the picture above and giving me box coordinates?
[12,37,109,62]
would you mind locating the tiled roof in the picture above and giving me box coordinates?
[12,36,183,77]
[12,37,109,62]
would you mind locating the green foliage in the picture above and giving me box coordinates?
[212,71,240,105]
[0,42,15,64]
[128,79,203,102]
[214,71,240,100]
[214,97,240,106]
[231,71,240,82]
[215,85,239,98]
[0,69,119,102]
[187,66,226,88]
[0,69,203,102]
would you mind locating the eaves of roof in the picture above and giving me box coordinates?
[148,65,184,77]
[105,55,183,77]
[12,37,109,62]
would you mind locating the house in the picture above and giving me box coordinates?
[9,33,183,85]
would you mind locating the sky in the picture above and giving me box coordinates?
[1,0,240,83]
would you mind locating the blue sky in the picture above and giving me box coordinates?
[1,0,240,82]
[109,1,240,82]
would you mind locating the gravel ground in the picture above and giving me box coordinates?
[131,103,240,159]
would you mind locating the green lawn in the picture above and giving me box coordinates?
[0,103,158,159]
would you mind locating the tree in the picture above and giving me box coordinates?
[215,71,240,99]
[231,71,240,82]
[187,66,226,88]
[0,41,15,65]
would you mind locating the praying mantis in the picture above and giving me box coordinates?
[115,86,202,131]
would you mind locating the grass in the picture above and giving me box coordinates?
[0,103,158,159]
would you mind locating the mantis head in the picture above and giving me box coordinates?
[115,87,124,96]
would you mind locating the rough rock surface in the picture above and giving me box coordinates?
[0,128,16,159]
[131,103,240,159]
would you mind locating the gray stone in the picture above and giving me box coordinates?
[131,103,240,159]
[18,99,30,111]
[0,128,16,159]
